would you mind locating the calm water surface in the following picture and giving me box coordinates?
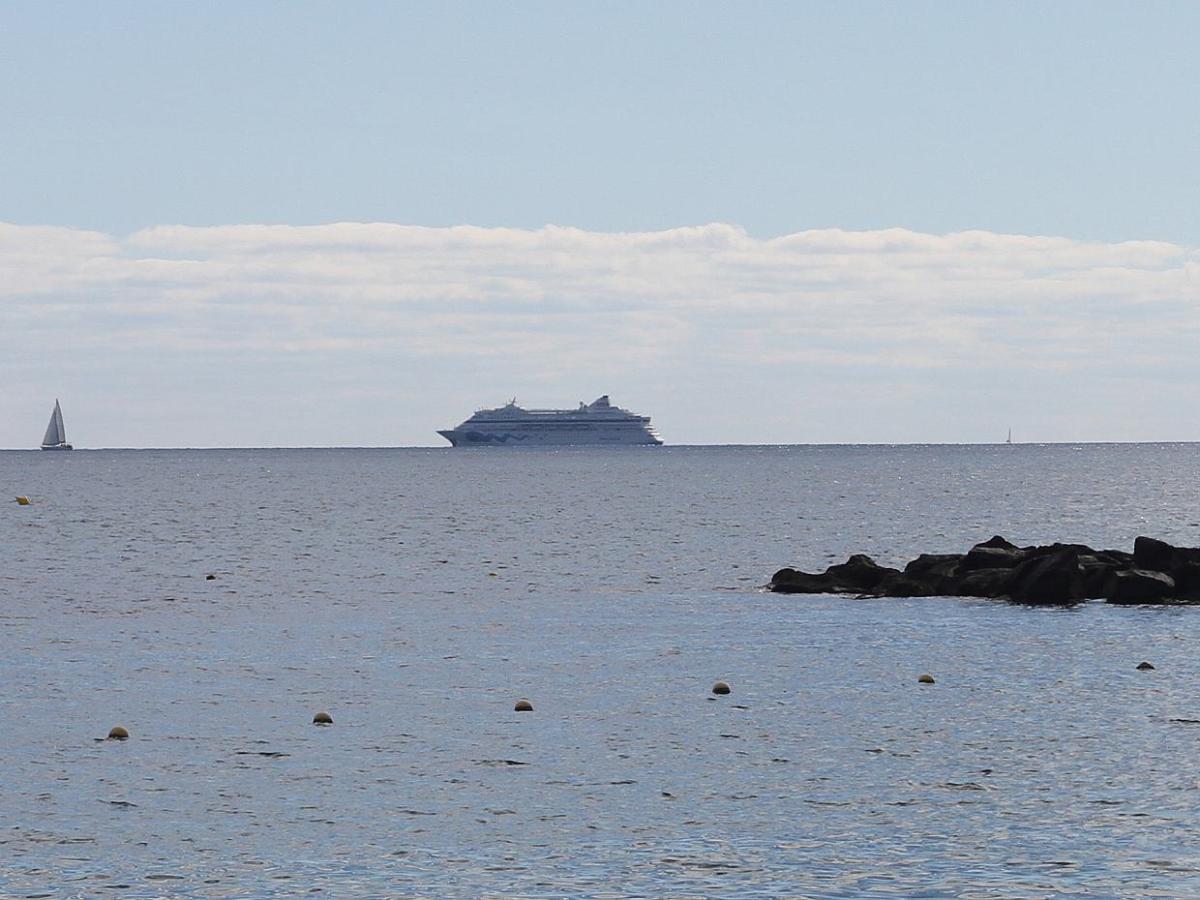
[4,444,1200,898]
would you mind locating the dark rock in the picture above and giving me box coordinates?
[1008,548,1086,606]
[1133,536,1200,578]
[1136,661,1156,671]
[1022,542,1096,560]
[1106,568,1176,605]
[901,554,963,594]
[1173,561,1200,597]
[879,573,945,597]
[770,536,1200,604]
[1133,536,1178,572]
[1078,553,1131,598]
[1079,568,1110,599]
[771,555,902,595]
[904,553,963,576]
[976,535,1018,551]
[770,567,845,594]
[822,554,900,591]
[961,545,1025,572]
[1095,549,1135,567]
[955,567,1015,598]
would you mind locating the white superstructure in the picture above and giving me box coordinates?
[438,395,662,447]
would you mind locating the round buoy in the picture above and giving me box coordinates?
[107,725,129,740]
[711,681,731,695]
[312,711,333,725]
[15,496,31,506]
[917,674,936,684]
[514,699,534,712]
[1136,661,1156,671]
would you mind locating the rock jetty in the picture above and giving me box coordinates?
[770,536,1200,606]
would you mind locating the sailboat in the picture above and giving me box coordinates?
[40,400,73,450]
[1005,428,1013,445]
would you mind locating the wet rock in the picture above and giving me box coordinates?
[879,573,945,597]
[107,726,129,740]
[904,553,964,576]
[822,554,900,592]
[1133,536,1179,572]
[1133,536,1200,577]
[976,535,1019,551]
[312,711,333,725]
[955,567,1015,598]
[771,555,900,595]
[1006,548,1086,606]
[1107,569,1176,605]
[711,681,731,695]
[1137,661,1156,670]
[769,568,843,594]
[1095,548,1135,568]
[1171,561,1200,597]
[917,674,936,684]
[514,699,534,712]
[960,544,1025,572]
[1079,554,1128,598]
[899,553,963,595]
[770,536,1200,606]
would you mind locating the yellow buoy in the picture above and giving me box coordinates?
[712,681,731,695]
[107,725,129,740]
[917,674,936,684]
[15,496,31,505]
[514,699,534,712]
[312,711,333,725]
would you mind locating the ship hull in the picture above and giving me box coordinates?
[438,426,660,447]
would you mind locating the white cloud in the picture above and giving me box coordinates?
[2,221,1198,445]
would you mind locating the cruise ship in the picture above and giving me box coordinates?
[438,395,662,446]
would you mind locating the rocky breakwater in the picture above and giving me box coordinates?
[770,536,1200,606]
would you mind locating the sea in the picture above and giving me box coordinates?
[4,443,1200,899]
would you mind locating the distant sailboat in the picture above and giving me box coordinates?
[1005,428,1013,445]
[40,400,73,450]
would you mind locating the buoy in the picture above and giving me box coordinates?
[711,681,731,695]
[1137,661,1156,671]
[514,699,533,712]
[918,674,936,684]
[107,725,129,740]
[312,711,333,725]
[15,496,30,505]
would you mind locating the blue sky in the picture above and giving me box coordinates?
[2,2,1199,446]
[6,1,1198,241]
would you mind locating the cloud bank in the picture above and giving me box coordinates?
[2,222,1198,446]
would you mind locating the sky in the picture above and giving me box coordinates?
[2,1,1198,447]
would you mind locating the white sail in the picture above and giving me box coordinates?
[41,400,66,447]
